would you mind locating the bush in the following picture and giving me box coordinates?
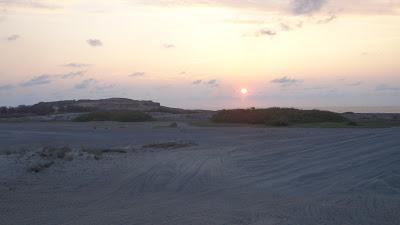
[267,118,290,127]
[40,146,72,160]
[28,161,54,173]
[73,110,153,122]
[347,121,359,126]
[211,108,348,125]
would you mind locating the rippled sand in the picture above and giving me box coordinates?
[0,122,399,225]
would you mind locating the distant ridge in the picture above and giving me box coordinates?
[0,98,207,118]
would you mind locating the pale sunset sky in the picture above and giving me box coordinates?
[0,0,400,109]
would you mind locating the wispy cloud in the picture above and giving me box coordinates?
[206,79,219,87]
[21,75,52,87]
[62,63,91,68]
[6,34,19,41]
[18,71,85,88]
[271,76,302,87]
[317,14,337,24]
[58,71,85,79]
[376,84,400,91]
[163,43,175,49]
[253,28,277,38]
[87,39,102,47]
[346,81,363,86]
[95,84,115,91]
[0,84,14,91]
[192,79,219,87]
[192,79,202,85]
[0,0,61,10]
[129,72,146,77]
[280,21,303,32]
[74,79,97,90]
[291,0,328,15]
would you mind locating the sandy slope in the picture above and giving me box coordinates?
[0,122,399,225]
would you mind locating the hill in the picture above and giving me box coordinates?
[0,98,203,118]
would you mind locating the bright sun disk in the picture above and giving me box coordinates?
[241,88,248,95]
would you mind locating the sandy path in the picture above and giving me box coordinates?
[0,122,399,225]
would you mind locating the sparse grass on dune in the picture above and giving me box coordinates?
[81,148,127,160]
[142,141,197,149]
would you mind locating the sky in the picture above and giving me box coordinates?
[0,0,400,109]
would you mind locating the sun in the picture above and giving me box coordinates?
[240,88,248,95]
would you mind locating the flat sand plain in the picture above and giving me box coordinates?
[0,122,399,225]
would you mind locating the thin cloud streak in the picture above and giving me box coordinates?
[21,75,52,87]
[6,34,19,41]
[271,76,302,87]
[87,39,102,47]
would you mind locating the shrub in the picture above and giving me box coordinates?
[28,161,54,173]
[211,108,348,125]
[73,110,153,122]
[267,118,290,127]
[347,121,359,126]
[40,146,72,160]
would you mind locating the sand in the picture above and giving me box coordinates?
[0,122,399,225]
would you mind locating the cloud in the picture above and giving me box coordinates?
[192,79,202,85]
[62,63,90,68]
[291,0,328,15]
[163,44,175,48]
[21,75,51,87]
[254,28,277,37]
[17,71,85,88]
[95,84,115,91]
[0,0,61,10]
[317,14,337,24]
[74,79,97,90]
[280,23,292,31]
[6,34,19,41]
[143,0,332,15]
[346,81,363,86]
[59,71,85,79]
[271,76,302,86]
[0,84,14,91]
[206,79,219,87]
[86,39,102,47]
[192,79,219,87]
[280,21,303,31]
[129,72,145,77]
[376,84,400,91]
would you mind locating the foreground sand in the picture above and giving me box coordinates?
[0,122,399,225]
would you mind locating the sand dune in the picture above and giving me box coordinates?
[0,122,399,225]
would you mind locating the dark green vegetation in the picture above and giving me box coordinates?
[73,110,153,122]
[211,108,349,127]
